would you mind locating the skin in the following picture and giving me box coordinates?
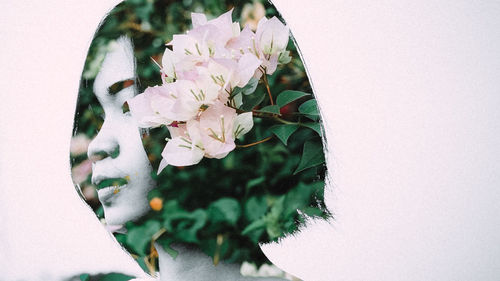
[87,37,156,226]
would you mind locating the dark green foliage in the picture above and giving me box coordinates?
[255,105,281,115]
[276,90,309,108]
[298,99,320,121]
[270,124,299,145]
[294,140,325,175]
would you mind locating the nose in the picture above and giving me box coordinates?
[87,122,120,162]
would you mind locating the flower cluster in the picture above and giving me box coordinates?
[128,9,290,172]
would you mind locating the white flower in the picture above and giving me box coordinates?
[205,54,261,91]
[199,101,237,159]
[158,121,205,172]
[170,77,221,121]
[255,16,289,55]
[127,85,177,128]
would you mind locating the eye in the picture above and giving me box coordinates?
[108,79,135,95]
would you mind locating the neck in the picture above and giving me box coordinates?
[155,243,252,281]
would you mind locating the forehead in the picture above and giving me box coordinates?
[93,37,135,95]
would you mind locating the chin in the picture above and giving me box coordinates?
[101,198,150,225]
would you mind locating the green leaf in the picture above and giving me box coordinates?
[256,105,280,115]
[242,218,267,235]
[246,176,265,190]
[164,209,207,243]
[276,90,310,108]
[269,124,299,145]
[237,77,259,95]
[299,99,319,121]
[126,220,161,256]
[232,92,243,108]
[208,197,241,226]
[302,122,322,135]
[135,258,149,274]
[156,237,179,259]
[284,181,324,217]
[245,196,268,221]
[241,90,266,111]
[266,196,285,239]
[294,140,325,175]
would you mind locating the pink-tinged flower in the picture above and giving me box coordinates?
[191,9,238,46]
[206,54,261,90]
[199,101,237,159]
[226,23,284,76]
[70,133,91,156]
[237,53,263,85]
[191,12,208,28]
[167,10,239,67]
[241,2,266,31]
[127,85,177,128]
[158,121,205,172]
[168,33,211,65]
[71,159,92,184]
[255,17,289,55]
[260,52,279,76]
[162,47,202,82]
[161,48,179,81]
[82,185,97,201]
[226,25,255,59]
[170,77,221,121]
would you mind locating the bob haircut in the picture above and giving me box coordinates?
[71,0,330,269]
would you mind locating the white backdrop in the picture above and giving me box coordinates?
[1,0,500,280]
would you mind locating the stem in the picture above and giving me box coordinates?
[274,116,296,125]
[262,71,274,105]
[147,228,167,276]
[225,104,301,126]
[213,234,224,266]
[225,103,246,114]
[150,57,162,70]
[236,136,273,148]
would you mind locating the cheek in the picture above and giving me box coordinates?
[140,126,171,172]
[111,115,152,168]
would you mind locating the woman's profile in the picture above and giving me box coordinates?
[70,1,330,280]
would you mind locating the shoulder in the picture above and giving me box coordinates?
[156,243,287,281]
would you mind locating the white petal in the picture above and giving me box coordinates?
[128,91,172,128]
[191,13,207,28]
[158,158,168,174]
[255,17,268,38]
[161,137,204,167]
[257,17,289,55]
[233,112,254,139]
[232,22,241,37]
[236,53,262,87]
[161,48,177,79]
[268,17,289,52]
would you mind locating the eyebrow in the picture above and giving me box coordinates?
[108,79,135,95]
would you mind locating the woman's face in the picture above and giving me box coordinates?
[87,37,156,225]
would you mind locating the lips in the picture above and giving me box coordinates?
[92,175,129,205]
[97,184,126,205]
[94,177,128,190]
